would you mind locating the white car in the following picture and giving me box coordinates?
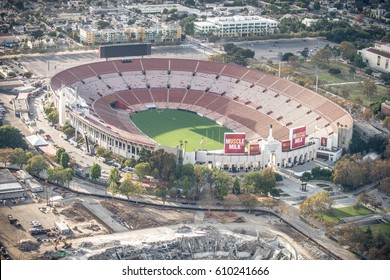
[30,220,41,227]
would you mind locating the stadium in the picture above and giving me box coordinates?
[50,58,353,170]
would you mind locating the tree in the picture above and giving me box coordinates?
[223,194,239,211]
[108,181,119,200]
[0,148,12,167]
[109,167,120,184]
[282,52,294,62]
[23,71,33,78]
[328,68,341,75]
[194,164,212,197]
[90,163,102,181]
[25,155,48,177]
[241,171,260,194]
[240,194,258,213]
[48,166,73,186]
[362,81,377,99]
[156,186,169,206]
[232,177,241,195]
[211,169,231,200]
[137,147,152,163]
[313,0,320,10]
[9,148,31,168]
[365,68,373,76]
[0,125,27,149]
[95,146,111,160]
[61,123,75,138]
[47,110,59,124]
[124,158,137,168]
[312,48,332,68]
[258,168,276,195]
[60,152,70,168]
[300,48,309,61]
[353,54,366,68]
[379,73,390,86]
[56,147,66,163]
[358,191,382,210]
[119,175,144,203]
[338,41,357,61]
[134,162,151,180]
[300,171,312,182]
[300,191,333,221]
[149,149,176,181]
[333,155,364,190]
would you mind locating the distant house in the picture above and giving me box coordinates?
[358,43,390,73]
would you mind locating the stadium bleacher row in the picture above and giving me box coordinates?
[51,58,351,145]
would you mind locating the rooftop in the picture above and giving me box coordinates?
[367,48,390,59]
[0,169,18,184]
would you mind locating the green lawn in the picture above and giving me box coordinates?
[299,61,359,85]
[327,83,389,106]
[322,206,374,222]
[360,223,390,242]
[131,109,232,151]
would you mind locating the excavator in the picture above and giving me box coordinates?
[54,235,71,250]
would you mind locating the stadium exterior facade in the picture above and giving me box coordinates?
[51,58,352,170]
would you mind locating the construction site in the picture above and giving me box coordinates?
[0,184,334,260]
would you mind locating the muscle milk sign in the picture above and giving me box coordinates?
[290,126,306,149]
[224,133,246,154]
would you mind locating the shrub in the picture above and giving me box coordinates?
[364,68,373,75]
[328,68,341,75]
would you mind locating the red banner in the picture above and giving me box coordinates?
[281,140,291,152]
[290,126,306,149]
[321,137,327,147]
[248,143,260,155]
[224,133,246,154]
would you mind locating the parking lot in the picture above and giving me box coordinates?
[16,45,209,78]
[0,189,109,260]
[237,38,336,62]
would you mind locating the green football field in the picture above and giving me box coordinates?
[131,109,232,151]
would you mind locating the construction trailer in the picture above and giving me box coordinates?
[54,221,70,235]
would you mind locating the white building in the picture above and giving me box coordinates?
[358,43,390,73]
[302,18,318,27]
[128,4,199,14]
[194,16,278,38]
[79,25,181,45]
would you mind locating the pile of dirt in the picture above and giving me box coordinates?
[60,204,86,222]
[104,203,164,229]
[204,211,238,219]
[102,202,194,230]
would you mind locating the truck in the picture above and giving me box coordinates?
[8,214,21,227]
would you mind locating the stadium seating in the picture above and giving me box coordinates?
[51,58,352,146]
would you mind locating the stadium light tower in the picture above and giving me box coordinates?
[74,86,79,142]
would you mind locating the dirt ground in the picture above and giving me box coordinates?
[102,201,195,230]
[0,199,109,260]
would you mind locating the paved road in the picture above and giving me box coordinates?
[81,196,128,233]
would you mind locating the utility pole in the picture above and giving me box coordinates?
[315,66,319,93]
[74,87,78,142]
